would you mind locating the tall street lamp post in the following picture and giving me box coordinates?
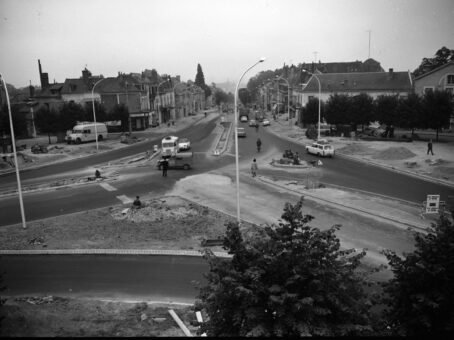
[276,75,291,126]
[91,77,105,151]
[234,57,265,224]
[303,69,321,140]
[0,73,26,229]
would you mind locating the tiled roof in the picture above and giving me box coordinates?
[302,71,412,93]
[61,77,102,94]
[413,61,454,80]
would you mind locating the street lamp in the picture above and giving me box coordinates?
[0,73,26,229]
[276,75,291,126]
[302,69,321,140]
[234,57,266,224]
[91,77,105,151]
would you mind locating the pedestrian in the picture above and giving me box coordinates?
[251,158,258,177]
[427,139,434,155]
[133,196,142,208]
[162,157,169,177]
[95,169,101,178]
[293,152,299,165]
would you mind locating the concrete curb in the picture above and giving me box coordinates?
[265,126,454,188]
[0,248,232,257]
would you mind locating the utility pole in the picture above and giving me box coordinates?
[367,30,371,58]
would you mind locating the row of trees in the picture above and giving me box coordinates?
[301,91,453,140]
[196,198,454,336]
[35,102,130,143]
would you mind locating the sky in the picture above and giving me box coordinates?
[0,0,453,88]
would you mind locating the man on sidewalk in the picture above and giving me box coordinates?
[251,158,258,177]
[162,157,169,177]
[427,139,434,155]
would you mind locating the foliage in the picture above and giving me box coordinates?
[324,94,351,125]
[0,262,5,329]
[413,46,454,77]
[84,101,107,122]
[108,104,129,132]
[214,89,230,106]
[381,212,454,336]
[35,107,60,143]
[238,88,251,106]
[397,93,423,136]
[305,125,318,140]
[301,97,323,125]
[374,95,399,127]
[196,197,375,337]
[0,104,28,137]
[350,93,375,130]
[195,63,211,98]
[57,102,86,131]
[421,90,453,141]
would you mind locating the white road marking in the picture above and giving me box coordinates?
[99,182,117,191]
[116,195,133,204]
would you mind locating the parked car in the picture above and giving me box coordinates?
[237,127,246,137]
[305,140,335,157]
[240,115,248,122]
[249,119,258,127]
[178,138,191,151]
[157,152,193,170]
[262,119,270,126]
[257,115,264,122]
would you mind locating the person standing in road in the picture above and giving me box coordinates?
[427,139,434,155]
[162,157,169,177]
[251,158,258,177]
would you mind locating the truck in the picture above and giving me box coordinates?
[66,122,108,144]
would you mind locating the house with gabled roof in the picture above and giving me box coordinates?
[300,68,414,107]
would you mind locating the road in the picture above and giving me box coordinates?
[1,255,208,304]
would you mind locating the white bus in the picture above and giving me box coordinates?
[161,135,180,156]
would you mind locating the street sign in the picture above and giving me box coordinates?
[425,194,440,214]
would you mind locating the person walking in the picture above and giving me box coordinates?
[162,157,169,177]
[251,158,258,177]
[256,138,262,152]
[427,139,434,155]
[133,196,142,208]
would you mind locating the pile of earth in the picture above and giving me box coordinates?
[372,147,417,160]
[336,143,372,155]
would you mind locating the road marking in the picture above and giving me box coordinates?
[99,182,117,191]
[116,195,133,204]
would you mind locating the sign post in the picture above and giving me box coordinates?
[425,194,440,214]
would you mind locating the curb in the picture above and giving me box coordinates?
[265,126,454,188]
[0,248,232,257]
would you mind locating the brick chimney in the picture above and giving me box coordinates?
[388,68,394,78]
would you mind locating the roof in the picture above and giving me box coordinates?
[413,61,454,80]
[302,71,412,93]
[61,77,102,94]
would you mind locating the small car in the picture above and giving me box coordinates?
[257,115,264,122]
[240,116,248,122]
[305,140,335,157]
[249,119,258,127]
[157,152,193,170]
[178,137,190,151]
[237,127,246,137]
[262,119,270,126]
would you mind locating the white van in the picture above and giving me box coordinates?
[66,122,108,144]
[161,136,180,156]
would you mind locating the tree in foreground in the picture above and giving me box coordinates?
[381,211,454,336]
[196,198,377,336]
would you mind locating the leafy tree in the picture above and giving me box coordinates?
[397,93,423,138]
[325,94,351,126]
[196,198,376,337]
[301,97,324,126]
[0,263,6,329]
[421,90,453,141]
[381,212,454,336]
[374,95,399,136]
[35,107,60,144]
[0,104,28,138]
[195,63,211,98]
[108,104,129,132]
[84,101,107,123]
[413,46,454,77]
[238,88,251,106]
[57,102,86,132]
[350,93,374,131]
[214,89,230,107]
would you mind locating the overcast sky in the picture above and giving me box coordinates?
[1,0,453,88]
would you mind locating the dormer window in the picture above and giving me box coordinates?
[70,84,77,92]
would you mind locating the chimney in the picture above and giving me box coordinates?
[82,68,92,82]
[38,59,49,89]
[388,68,394,78]
[29,84,35,98]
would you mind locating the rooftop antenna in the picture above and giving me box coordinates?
[367,30,371,59]
[313,51,318,63]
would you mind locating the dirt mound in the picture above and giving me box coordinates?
[336,143,372,155]
[372,147,416,160]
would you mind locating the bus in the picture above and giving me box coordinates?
[161,135,180,156]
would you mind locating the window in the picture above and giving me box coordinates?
[447,74,454,85]
[423,86,434,94]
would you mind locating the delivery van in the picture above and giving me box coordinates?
[161,135,180,156]
[66,122,108,144]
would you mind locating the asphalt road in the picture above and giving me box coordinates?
[1,255,208,304]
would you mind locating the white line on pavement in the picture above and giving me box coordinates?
[99,182,117,191]
[116,195,133,204]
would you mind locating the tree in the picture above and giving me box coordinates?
[413,46,454,77]
[35,106,59,144]
[325,94,351,126]
[196,198,376,337]
[195,63,211,98]
[238,88,251,106]
[57,102,85,132]
[381,212,454,336]
[397,93,423,138]
[214,89,229,107]
[374,95,399,137]
[421,90,453,141]
[0,104,28,138]
[301,97,324,126]
[84,101,107,123]
[108,104,129,132]
[350,93,374,131]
